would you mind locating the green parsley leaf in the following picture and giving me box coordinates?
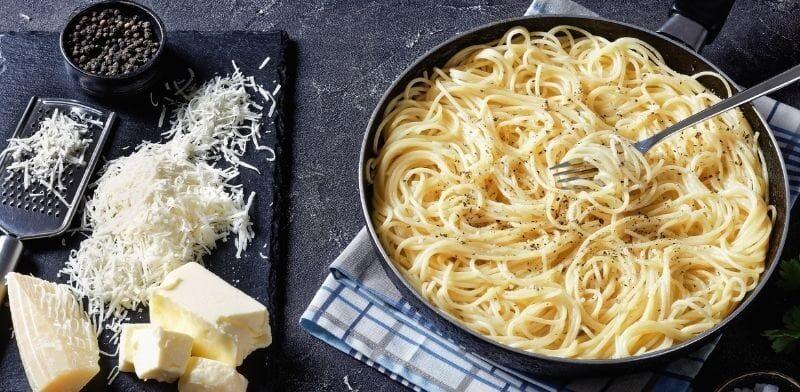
[763,306,800,353]
[784,305,800,331]
[764,332,798,353]
[777,258,800,291]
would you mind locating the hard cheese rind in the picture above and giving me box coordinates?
[178,357,248,392]
[149,262,271,366]
[6,273,100,392]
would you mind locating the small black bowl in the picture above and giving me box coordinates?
[59,0,166,97]
[715,371,800,392]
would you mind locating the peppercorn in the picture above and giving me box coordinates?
[66,6,160,76]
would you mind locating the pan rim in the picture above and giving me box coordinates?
[358,14,790,368]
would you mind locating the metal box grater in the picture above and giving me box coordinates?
[0,96,116,301]
[0,97,116,238]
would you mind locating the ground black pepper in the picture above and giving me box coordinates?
[65,7,160,76]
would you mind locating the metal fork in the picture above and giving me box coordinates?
[551,63,800,189]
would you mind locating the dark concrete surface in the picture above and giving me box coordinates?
[1,0,799,391]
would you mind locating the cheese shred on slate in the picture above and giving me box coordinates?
[1,109,91,205]
[61,66,272,328]
[163,63,264,172]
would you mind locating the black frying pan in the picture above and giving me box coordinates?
[358,0,790,376]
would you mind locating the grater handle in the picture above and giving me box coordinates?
[0,235,23,303]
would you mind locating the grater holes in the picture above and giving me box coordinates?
[30,195,44,210]
[0,173,66,215]
[4,104,102,217]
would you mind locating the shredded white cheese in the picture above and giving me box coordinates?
[157,106,166,128]
[0,41,6,77]
[1,109,92,205]
[258,56,270,70]
[162,64,263,171]
[149,92,159,107]
[343,375,357,392]
[106,366,120,385]
[62,64,277,333]
[61,140,255,326]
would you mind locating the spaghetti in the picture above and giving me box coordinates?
[368,26,773,359]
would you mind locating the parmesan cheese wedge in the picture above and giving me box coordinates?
[5,273,100,392]
[178,357,248,392]
[149,263,271,366]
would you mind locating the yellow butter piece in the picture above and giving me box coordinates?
[6,273,100,392]
[178,357,248,392]
[133,325,193,382]
[149,263,271,366]
[118,323,149,372]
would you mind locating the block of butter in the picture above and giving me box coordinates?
[5,273,100,392]
[149,262,271,366]
[133,325,193,382]
[178,357,248,392]
[118,323,149,372]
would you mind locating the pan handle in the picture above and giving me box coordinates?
[0,235,23,304]
[657,0,736,52]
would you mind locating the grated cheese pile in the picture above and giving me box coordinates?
[1,109,92,205]
[61,140,254,325]
[61,65,275,329]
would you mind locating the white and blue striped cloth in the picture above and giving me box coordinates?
[300,1,800,391]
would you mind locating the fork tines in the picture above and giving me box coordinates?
[550,160,599,189]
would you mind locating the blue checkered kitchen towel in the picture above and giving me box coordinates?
[300,1,800,391]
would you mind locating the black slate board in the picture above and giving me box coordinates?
[0,31,290,391]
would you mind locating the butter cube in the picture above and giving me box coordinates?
[118,324,148,372]
[178,357,248,392]
[149,263,271,366]
[133,326,193,382]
